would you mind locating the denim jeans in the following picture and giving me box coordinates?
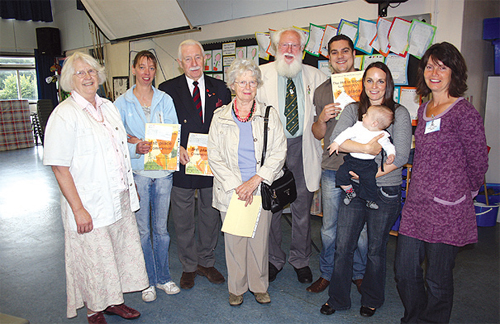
[327,185,401,310]
[319,169,367,281]
[395,234,459,323]
[134,173,173,286]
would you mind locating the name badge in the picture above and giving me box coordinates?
[424,118,441,134]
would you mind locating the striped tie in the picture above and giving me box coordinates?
[285,78,298,135]
[192,81,202,122]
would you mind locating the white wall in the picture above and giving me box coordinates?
[6,0,494,110]
[102,0,466,86]
[461,0,500,117]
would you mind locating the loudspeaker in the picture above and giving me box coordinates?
[36,27,62,57]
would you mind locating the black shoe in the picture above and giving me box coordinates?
[268,262,281,282]
[293,265,313,283]
[360,306,376,317]
[320,303,335,315]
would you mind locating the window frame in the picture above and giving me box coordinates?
[0,55,38,103]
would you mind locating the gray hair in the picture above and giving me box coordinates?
[177,39,205,61]
[59,52,106,92]
[226,59,263,92]
[271,27,307,52]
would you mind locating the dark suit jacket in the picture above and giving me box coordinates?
[159,74,231,189]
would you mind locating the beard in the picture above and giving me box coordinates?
[275,52,302,78]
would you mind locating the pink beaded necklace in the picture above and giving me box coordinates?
[233,100,255,123]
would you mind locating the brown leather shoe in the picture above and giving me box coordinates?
[180,271,197,289]
[352,279,363,293]
[104,303,140,320]
[87,312,107,324]
[197,265,225,284]
[306,277,330,293]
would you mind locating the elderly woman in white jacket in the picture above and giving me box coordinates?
[208,59,287,306]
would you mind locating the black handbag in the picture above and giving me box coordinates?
[260,106,297,213]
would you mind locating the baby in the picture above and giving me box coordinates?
[328,105,395,209]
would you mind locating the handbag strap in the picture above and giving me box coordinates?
[261,105,272,166]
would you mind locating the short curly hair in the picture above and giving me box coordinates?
[59,52,106,92]
[416,42,468,97]
[226,59,263,93]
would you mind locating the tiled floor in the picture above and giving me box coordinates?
[0,146,498,323]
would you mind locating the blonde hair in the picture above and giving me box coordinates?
[59,52,106,92]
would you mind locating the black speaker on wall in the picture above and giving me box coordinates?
[36,27,62,57]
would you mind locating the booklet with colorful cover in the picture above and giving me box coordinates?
[185,133,213,176]
[331,71,364,119]
[144,123,180,171]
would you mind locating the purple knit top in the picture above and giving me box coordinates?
[399,98,488,247]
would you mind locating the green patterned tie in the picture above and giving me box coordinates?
[285,78,298,135]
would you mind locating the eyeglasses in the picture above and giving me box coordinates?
[235,80,258,88]
[279,43,301,50]
[74,69,97,78]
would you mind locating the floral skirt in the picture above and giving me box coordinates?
[63,190,148,318]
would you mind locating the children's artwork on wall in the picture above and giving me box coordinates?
[236,47,246,59]
[266,29,277,57]
[338,19,358,43]
[318,60,331,76]
[212,74,223,81]
[370,17,392,57]
[204,50,213,72]
[388,17,411,57]
[362,54,384,70]
[400,87,420,121]
[407,20,436,59]
[255,32,271,60]
[394,86,401,103]
[354,18,377,55]
[385,53,409,85]
[354,55,364,71]
[247,45,259,65]
[305,23,324,57]
[212,49,222,72]
[222,42,236,56]
[319,25,337,58]
[223,55,235,67]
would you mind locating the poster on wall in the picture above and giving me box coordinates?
[223,55,235,67]
[222,42,236,56]
[204,50,213,72]
[212,49,222,72]
[318,60,331,77]
[236,47,246,59]
[247,45,259,65]
[319,25,337,58]
[385,53,409,85]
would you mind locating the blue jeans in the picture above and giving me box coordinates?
[327,185,401,310]
[134,173,173,286]
[395,234,459,323]
[320,169,367,281]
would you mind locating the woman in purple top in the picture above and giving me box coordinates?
[395,42,488,324]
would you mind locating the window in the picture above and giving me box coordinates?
[0,56,38,101]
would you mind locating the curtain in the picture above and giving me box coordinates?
[34,49,59,109]
[0,0,53,22]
